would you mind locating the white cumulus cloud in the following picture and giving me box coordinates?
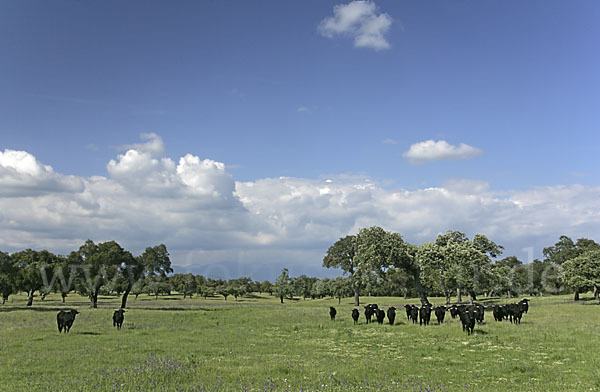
[118,132,165,158]
[1,134,600,279]
[319,1,392,51]
[403,140,483,164]
[0,149,83,197]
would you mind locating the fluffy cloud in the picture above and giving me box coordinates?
[319,1,392,51]
[403,140,483,164]
[1,134,600,280]
[118,132,165,158]
[0,149,83,197]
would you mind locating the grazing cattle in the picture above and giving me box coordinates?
[404,304,412,320]
[409,305,419,324]
[434,306,446,324]
[449,305,459,319]
[113,308,126,329]
[329,306,337,321]
[493,305,505,322]
[519,298,530,314]
[57,309,79,333]
[458,307,475,335]
[387,307,396,325]
[375,309,386,324]
[419,305,432,326]
[351,309,360,324]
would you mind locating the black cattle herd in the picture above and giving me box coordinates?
[54,300,529,335]
[330,299,530,335]
[55,308,126,333]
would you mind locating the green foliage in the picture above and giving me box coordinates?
[141,244,173,277]
[544,236,600,298]
[73,240,132,307]
[12,249,62,306]
[0,251,17,303]
[275,268,293,302]
[260,280,274,295]
[170,273,198,298]
[418,231,502,302]
[145,275,172,299]
[543,235,600,265]
[562,249,600,293]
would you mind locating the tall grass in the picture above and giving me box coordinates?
[0,292,599,391]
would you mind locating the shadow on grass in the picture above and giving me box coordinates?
[0,306,76,313]
[76,331,102,336]
[129,307,218,312]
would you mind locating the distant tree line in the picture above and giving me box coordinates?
[0,240,172,308]
[0,240,354,307]
[1,230,598,307]
[322,227,600,305]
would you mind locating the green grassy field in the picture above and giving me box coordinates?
[1,292,599,391]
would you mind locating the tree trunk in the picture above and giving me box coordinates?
[2,296,6,305]
[413,266,430,306]
[61,293,66,303]
[280,295,284,304]
[456,288,462,303]
[353,285,360,307]
[594,285,599,300]
[121,285,132,309]
[574,288,580,301]
[26,290,34,307]
[90,292,98,308]
[507,290,512,299]
[469,290,477,302]
[338,297,341,304]
[445,290,451,305]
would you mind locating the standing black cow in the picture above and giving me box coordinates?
[404,304,412,320]
[364,304,378,324]
[434,306,446,324]
[449,305,459,319]
[113,308,126,329]
[57,309,80,333]
[409,305,419,324]
[506,303,523,324]
[351,309,360,324]
[458,307,475,335]
[473,303,485,324]
[387,307,396,325]
[375,308,386,324]
[493,305,505,322]
[419,305,432,326]
[329,306,337,321]
[519,298,530,314]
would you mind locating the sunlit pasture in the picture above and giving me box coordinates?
[1,292,599,391]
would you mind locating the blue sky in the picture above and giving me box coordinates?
[1,1,599,279]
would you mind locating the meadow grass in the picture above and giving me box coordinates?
[1,292,599,391]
